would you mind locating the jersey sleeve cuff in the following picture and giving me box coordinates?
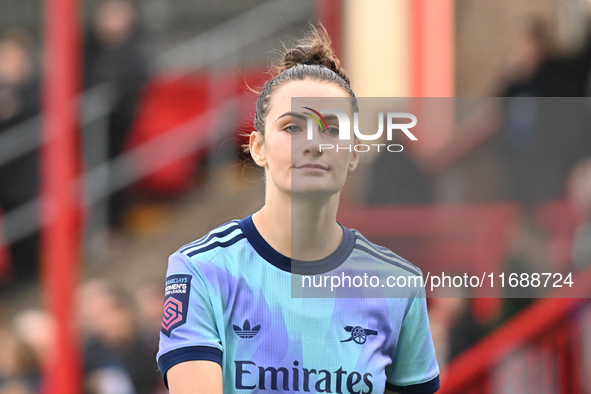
[386,374,440,394]
[157,345,223,389]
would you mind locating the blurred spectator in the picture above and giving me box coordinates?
[0,29,40,288]
[84,0,151,233]
[133,281,164,356]
[12,310,56,370]
[567,158,591,270]
[77,279,160,394]
[500,17,578,98]
[493,18,591,204]
[0,325,40,394]
[496,211,552,325]
[570,20,591,97]
[497,97,590,204]
[0,382,30,394]
[501,18,552,98]
[497,19,552,202]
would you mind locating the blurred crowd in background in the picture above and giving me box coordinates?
[0,279,165,394]
[1,0,591,392]
[0,0,150,289]
[1,2,156,391]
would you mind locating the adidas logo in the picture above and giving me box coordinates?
[233,319,260,339]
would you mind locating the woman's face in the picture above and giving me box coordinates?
[250,79,359,199]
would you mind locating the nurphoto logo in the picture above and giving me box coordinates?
[303,107,418,152]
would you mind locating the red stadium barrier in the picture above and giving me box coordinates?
[438,267,591,394]
[127,73,212,195]
[127,69,268,196]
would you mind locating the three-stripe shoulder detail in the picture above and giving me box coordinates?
[179,221,245,257]
[352,230,422,276]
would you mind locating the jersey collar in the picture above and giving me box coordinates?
[238,214,355,275]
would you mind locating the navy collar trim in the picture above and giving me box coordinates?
[237,214,355,275]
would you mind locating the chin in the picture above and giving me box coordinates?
[290,184,341,198]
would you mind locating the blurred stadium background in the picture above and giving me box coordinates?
[1,0,591,393]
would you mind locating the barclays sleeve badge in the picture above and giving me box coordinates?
[161,274,192,337]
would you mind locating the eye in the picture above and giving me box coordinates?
[325,126,339,135]
[284,125,302,133]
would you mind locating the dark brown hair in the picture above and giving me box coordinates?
[243,24,356,154]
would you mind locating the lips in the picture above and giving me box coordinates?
[296,163,328,170]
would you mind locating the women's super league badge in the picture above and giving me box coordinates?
[161,274,192,337]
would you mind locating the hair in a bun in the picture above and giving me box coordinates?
[276,28,351,85]
[244,24,356,153]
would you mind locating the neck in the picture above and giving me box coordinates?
[252,186,343,261]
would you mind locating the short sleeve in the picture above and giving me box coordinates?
[385,288,440,394]
[156,252,223,389]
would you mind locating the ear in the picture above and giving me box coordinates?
[348,141,360,172]
[249,131,267,167]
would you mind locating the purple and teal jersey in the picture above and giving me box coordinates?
[157,215,440,393]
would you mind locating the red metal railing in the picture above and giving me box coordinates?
[439,266,591,393]
[338,201,591,393]
[41,0,83,392]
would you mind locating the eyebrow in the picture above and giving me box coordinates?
[275,111,306,122]
[274,111,340,123]
[322,115,339,123]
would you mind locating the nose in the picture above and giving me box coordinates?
[303,126,323,155]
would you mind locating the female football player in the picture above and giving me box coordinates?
[157,26,440,394]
